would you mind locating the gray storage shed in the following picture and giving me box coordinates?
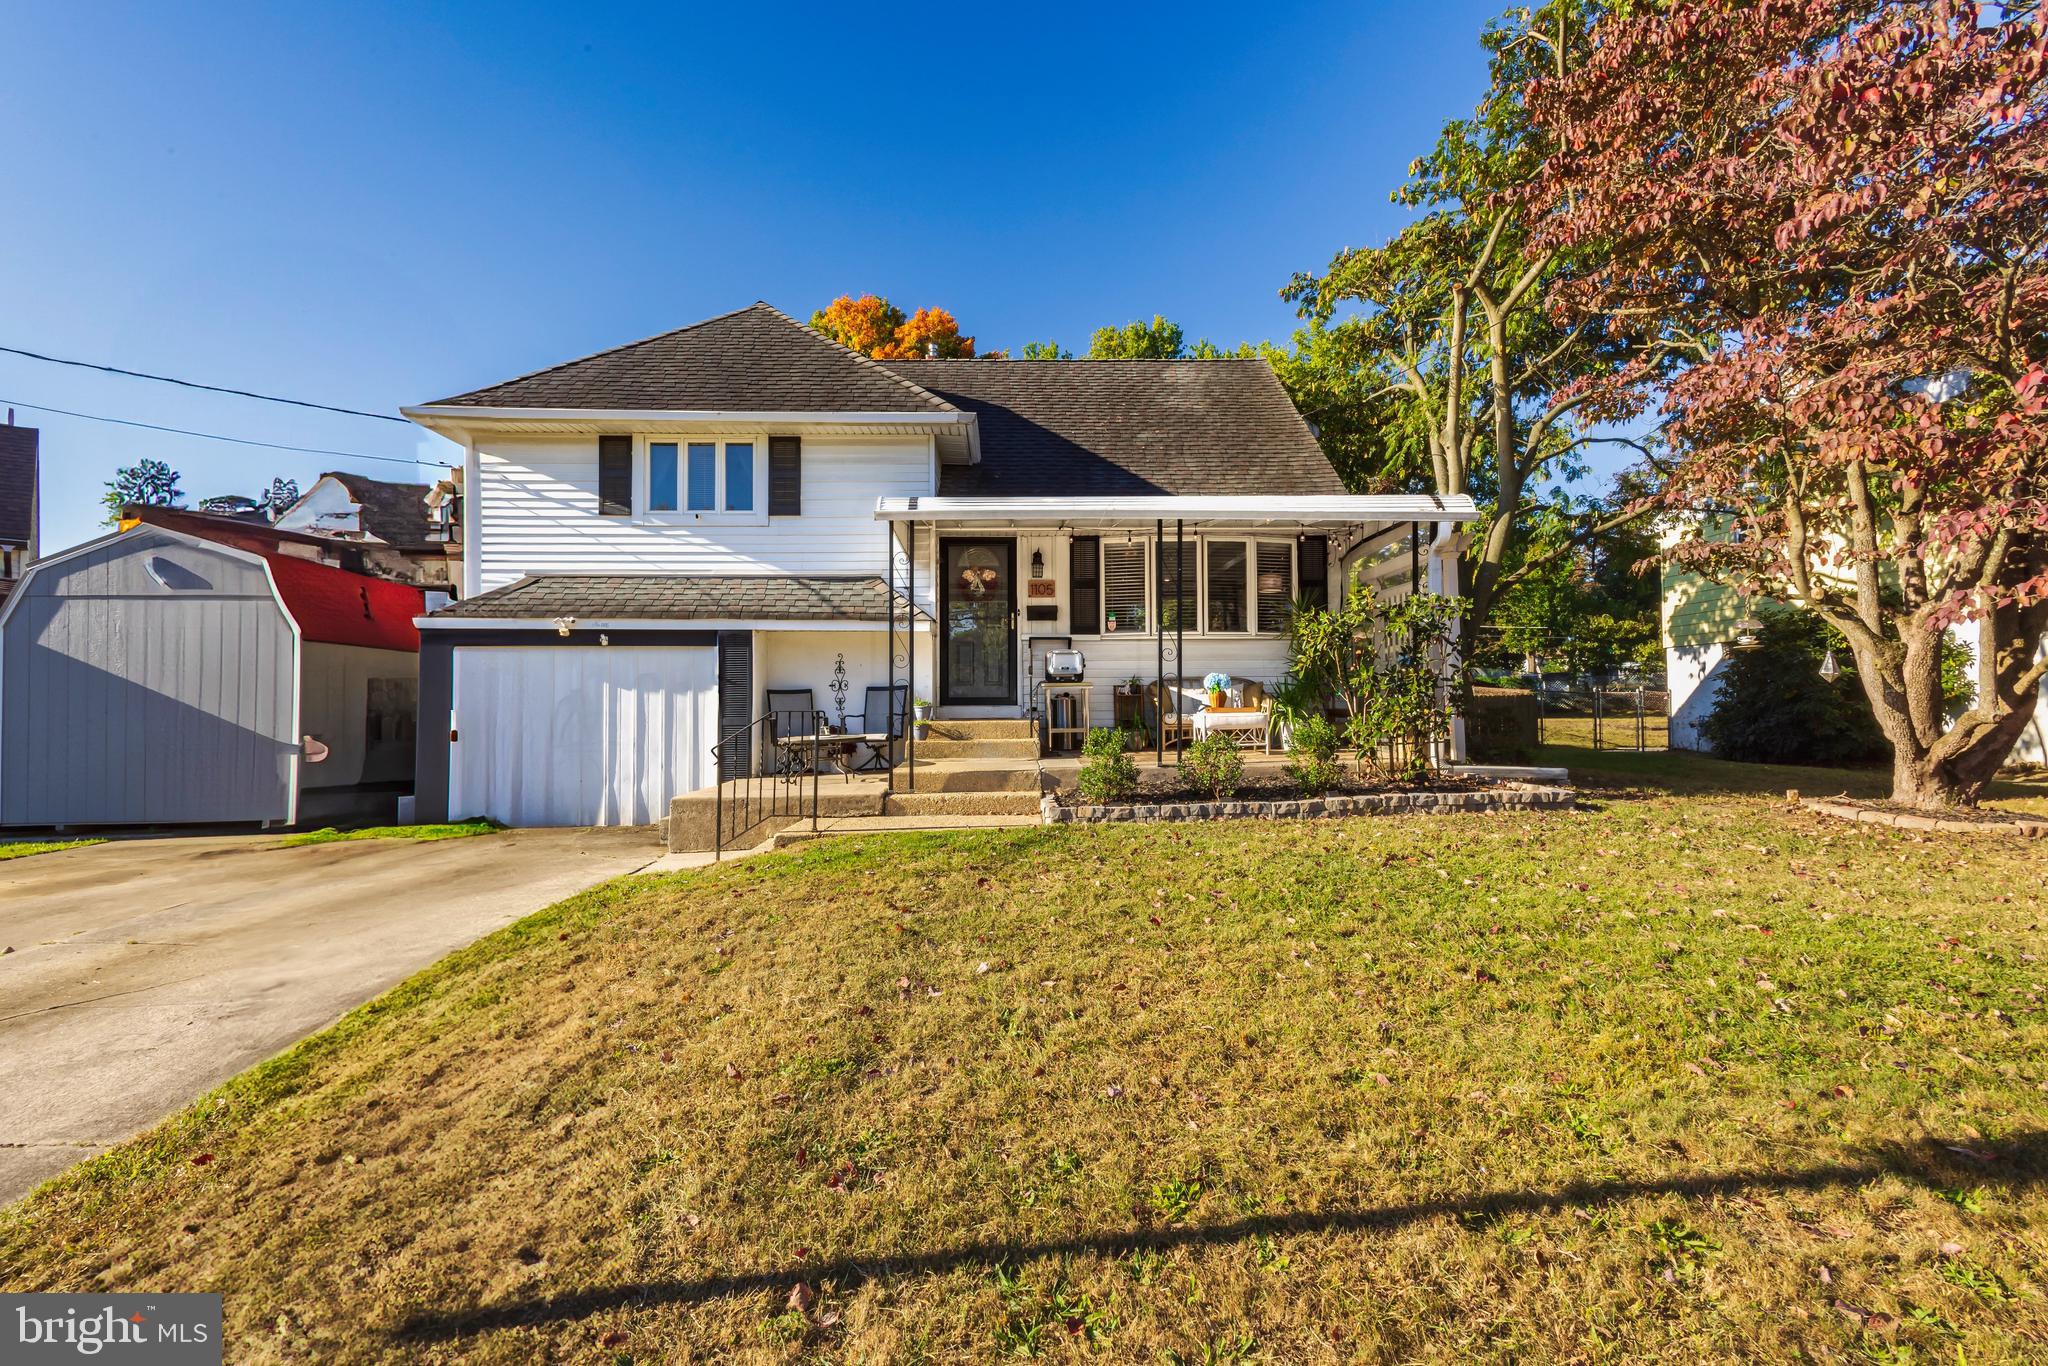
[0,524,422,828]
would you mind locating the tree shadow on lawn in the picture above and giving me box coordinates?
[392,1129,2048,1342]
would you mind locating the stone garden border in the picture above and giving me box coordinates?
[1798,796,2048,838]
[1042,781,1574,825]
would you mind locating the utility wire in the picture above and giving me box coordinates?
[0,398,436,470]
[0,344,408,423]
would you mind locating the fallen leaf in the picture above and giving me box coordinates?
[788,1282,815,1313]
[1831,1084,1854,1099]
[724,1062,743,1081]
[599,1331,629,1349]
[190,1152,214,1167]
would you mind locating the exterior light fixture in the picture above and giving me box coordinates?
[1819,648,1840,683]
[1031,549,1045,578]
[553,616,577,637]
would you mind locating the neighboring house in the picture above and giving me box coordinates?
[0,524,423,828]
[0,419,38,603]
[1660,522,2048,763]
[400,301,1476,827]
[272,470,461,590]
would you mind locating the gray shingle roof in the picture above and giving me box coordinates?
[424,303,958,414]
[0,424,36,547]
[883,358,1344,497]
[318,471,434,548]
[428,574,895,622]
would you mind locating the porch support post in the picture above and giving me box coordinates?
[1409,521,1421,596]
[906,522,917,792]
[885,519,896,797]
[1155,518,1164,768]
[1175,517,1185,769]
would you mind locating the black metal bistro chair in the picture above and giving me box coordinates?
[846,683,910,772]
[764,688,818,775]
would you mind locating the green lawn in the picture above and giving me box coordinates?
[278,819,503,848]
[0,837,106,861]
[3,756,2046,1361]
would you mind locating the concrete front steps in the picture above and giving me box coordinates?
[911,717,1041,762]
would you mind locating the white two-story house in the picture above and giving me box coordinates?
[402,302,1475,827]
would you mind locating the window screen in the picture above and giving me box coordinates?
[1256,541,1295,633]
[686,442,716,511]
[1102,541,1147,634]
[725,442,754,511]
[1206,540,1247,632]
[649,442,679,511]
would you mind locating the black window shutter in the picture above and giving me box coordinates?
[1298,535,1330,609]
[717,632,753,781]
[1069,536,1100,634]
[768,436,801,516]
[597,435,632,517]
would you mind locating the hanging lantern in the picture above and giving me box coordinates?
[1819,648,1841,683]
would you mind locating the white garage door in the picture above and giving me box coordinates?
[450,645,717,827]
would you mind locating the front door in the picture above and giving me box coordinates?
[939,538,1017,705]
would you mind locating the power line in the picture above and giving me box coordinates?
[0,344,408,423]
[0,397,436,470]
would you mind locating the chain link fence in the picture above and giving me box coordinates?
[1534,682,1672,751]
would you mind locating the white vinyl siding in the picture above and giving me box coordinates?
[474,435,932,591]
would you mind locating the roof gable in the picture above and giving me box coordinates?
[882,359,1344,498]
[423,302,958,415]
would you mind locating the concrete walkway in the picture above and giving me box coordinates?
[0,826,665,1204]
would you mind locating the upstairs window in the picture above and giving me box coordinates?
[646,438,759,516]
[686,442,717,510]
[724,442,754,511]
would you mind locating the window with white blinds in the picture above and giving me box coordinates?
[1102,541,1147,634]
[1256,541,1295,633]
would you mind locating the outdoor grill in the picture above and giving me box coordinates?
[1045,648,1085,682]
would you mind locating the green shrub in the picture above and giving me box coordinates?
[1077,727,1140,804]
[1184,734,1245,800]
[1699,606,1888,765]
[1284,713,1344,796]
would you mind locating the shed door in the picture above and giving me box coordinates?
[450,646,716,827]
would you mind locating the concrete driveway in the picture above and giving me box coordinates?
[0,826,665,1204]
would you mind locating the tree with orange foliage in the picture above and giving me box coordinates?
[809,295,974,359]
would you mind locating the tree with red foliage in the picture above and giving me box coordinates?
[809,295,975,359]
[1529,0,2048,807]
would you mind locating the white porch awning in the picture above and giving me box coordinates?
[873,493,1478,528]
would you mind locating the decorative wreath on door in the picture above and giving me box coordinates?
[955,549,1001,597]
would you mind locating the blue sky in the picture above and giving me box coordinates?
[4,0,1518,554]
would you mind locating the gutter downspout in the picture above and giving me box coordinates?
[460,432,481,600]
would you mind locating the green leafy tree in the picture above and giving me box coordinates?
[1088,316,1198,359]
[1285,2,1654,650]
[1020,340,1072,361]
[102,459,184,525]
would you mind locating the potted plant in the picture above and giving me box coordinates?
[911,697,932,741]
[1203,671,1232,709]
